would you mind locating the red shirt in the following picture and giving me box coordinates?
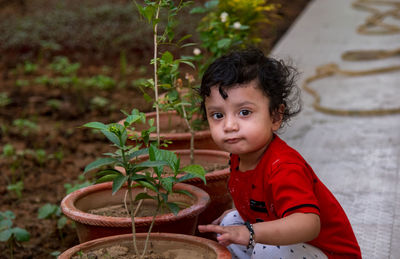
[228,135,361,258]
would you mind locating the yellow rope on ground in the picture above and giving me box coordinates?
[341,47,400,60]
[352,0,400,35]
[303,63,400,116]
[302,0,400,116]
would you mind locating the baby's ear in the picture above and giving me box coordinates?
[272,104,285,129]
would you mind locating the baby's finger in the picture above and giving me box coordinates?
[198,224,225,234]
[217,233,232,246]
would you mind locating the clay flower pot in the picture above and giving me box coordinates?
[122,111,220,150]
[61,182,210,243]
[172,150,232,227]
[59,233,231,259]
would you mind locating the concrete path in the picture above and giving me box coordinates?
[270,0,400,258]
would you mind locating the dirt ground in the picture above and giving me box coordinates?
[0,1,310,258]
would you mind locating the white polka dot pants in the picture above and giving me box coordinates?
[220,210,328,259]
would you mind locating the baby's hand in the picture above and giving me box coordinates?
[198,224,250,247]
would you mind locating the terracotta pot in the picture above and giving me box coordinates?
[59,233,231,259]
[122,111,220,150]
[172,150,232,227]
[61,182,210,243]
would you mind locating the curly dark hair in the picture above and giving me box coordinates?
[199,48,301,128]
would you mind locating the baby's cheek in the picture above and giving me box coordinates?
[210,127,222,144]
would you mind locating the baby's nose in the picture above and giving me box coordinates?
[223,116,239,132]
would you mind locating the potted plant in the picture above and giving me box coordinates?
[61,108,211,258]
[127,0,234,232]
[126,0,220,153]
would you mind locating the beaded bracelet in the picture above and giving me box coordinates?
[245,221,256,249]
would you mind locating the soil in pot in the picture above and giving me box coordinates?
[62,233,230,259]
[89,200,190,218]
[71,242,210,259]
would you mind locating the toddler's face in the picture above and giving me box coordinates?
[204,81,282,157]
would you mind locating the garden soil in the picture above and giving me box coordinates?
[0,0,310,258]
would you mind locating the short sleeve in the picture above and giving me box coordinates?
[269,162,320,218]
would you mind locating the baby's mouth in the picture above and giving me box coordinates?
[224,138,241,144]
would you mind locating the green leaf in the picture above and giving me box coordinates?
[101,128,122,147]
[126,148,149,161]
[132,160,168,170]
[160,177,175,193]
[0,211,15,220]
[82,122,108,131]
[149,146,179,172]
[11,227,30,242]
[166,202,180,215]
[180,60,195,69]
[136,181,158,193]
[51,251,61,257]
[181,42,198,48]
[0,219,12,230]
[205,0,219,9]
[96,174,120,184]
[190,6,207,14]
[38,203,58,219]
[0,229,12,242]
[125,114,141,126]
[130,173,149,182]
[84,158,117,174]
[177,34,192,44]
[134,192,155,202]
[57,216,67,229]
[174,189,193,199]
[181,164,206,183]
[96,169,122,178]
[112,174,128,195]
[217,38,232,49]
[161,51,174,63]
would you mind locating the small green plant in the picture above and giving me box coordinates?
[50,251,61,258]
[48,56,81,76]
[38,203,69,245]
[0,92,12,107]
[6,181,24,199]
[0,210,30,259]
[12,118,39,137]
[83,108,206,258]
[2,144,22,183]
[46,99,63,110]
[84,75,116,90]
[34,75,54,86]
[15,79,29,87]
[22,61,38,75]
[50,149,65,162]
[90,96,110,110]
[32,149,47,167]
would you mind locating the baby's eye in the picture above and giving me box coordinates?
[211,112,224,120]
[239,109,251,116]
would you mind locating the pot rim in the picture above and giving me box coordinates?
[59,232,231,259]
[61,182,210,227]
[170,149,230,183]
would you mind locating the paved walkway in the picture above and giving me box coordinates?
[270,0,400,258]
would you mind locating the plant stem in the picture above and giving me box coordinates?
[154,0,162,148]
[9,240,14,259]
[140,202,161,259]
[128,182,139,255]
[180,104,195,164]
